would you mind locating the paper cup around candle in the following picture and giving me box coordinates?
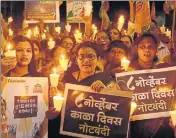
[53,95,64,111]
[50,74,60,87]
[59,58,69,71]
[121,57,130,71]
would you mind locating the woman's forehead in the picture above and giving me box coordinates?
[16,41,31,48]
[78,47,96,54]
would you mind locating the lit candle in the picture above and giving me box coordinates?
[121,57,130,71]
[59,55,69,71]
[165,29,171,38]
[124,30,127,35]
[8,16,13,24]
[47,38,55,49]
[74,30,83,43]
[4,43,16,57]
[130,102,137,115]
[91,24,98,40]
[65,23,71,32]
[53,93,64,111]
[33,26,39,37]
[42,33,46,40]
[160,25,166,33]
[55,26,61,34]
[26,30,31,39]
[9,28,13,36]
[50,68,60,87]
[170,110,176,126]
[118,15,125,31]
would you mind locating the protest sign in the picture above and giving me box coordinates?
[1,77,48,138]
[116,66,176,121]
[25,1,60,23]
[67,1,92,23]
[60,83,132,138]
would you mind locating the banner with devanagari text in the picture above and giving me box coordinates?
[116,66,176,121]
[1,77,48,138]
[60,83,132,138]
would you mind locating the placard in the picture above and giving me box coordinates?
[60,83,132,138]
[25,1,60,23]
[67,1,92,23]
[116,66,176,121]
[1,77,48,138]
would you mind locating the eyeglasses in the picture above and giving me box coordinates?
[77,54,97,61]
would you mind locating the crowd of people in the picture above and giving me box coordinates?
[1,1,176,138]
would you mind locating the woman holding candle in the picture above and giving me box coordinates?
[47,41,119,138]
[128,33,174,138]
[4,35,39,77]
[104,40,130,76]
[41,46,69,77]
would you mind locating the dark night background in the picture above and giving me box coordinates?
[2,1,169,30]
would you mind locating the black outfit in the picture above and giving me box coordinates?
[48,72,114,138]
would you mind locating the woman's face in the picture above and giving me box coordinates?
[108,48,126,65]
[34,43,40,61]
[16,41,32,66]
[52,47,68,66]
[137,37,157,62]
[77,47,97,74]
[109,29,120,41]
[61,38,74,52]
[121,37,132,48]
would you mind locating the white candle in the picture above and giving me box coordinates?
[33,26,39,37]
[53,94,64,111]
[42,33,46,40]
[47,38,55,49]
[160,25,165,33]
[118,15,125,31]
[165,29,171,38]
[50,68,60,87]
[55,26,61,34]
[9,28,13,36]
[59,55,69,71]
[4,43,16,57]
[130,102,137,115]
[26,30,31,39]
[121,57,130,71]
[8,16,13,24]
[74,30,83,43]
[170,110,176,126]
[65,23,71,32]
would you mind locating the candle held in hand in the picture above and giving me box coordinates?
[59,55,69,71]
[4,43,16,57]
[47,38,55,50]
[53,94,64,111]
[121,57,130,71]
[130,102,137,115]
[50,68,60,87]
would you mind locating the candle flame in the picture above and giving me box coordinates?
[75,30,79,34]
[50,38,53,41]
[7,42,12,50]
[131,102,137,108]
[61,54,65,59]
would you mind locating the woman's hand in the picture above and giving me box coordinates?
[91,80,107,92]
[45,107,60,120]
[1,57,17,74]
[110,66,125,74]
